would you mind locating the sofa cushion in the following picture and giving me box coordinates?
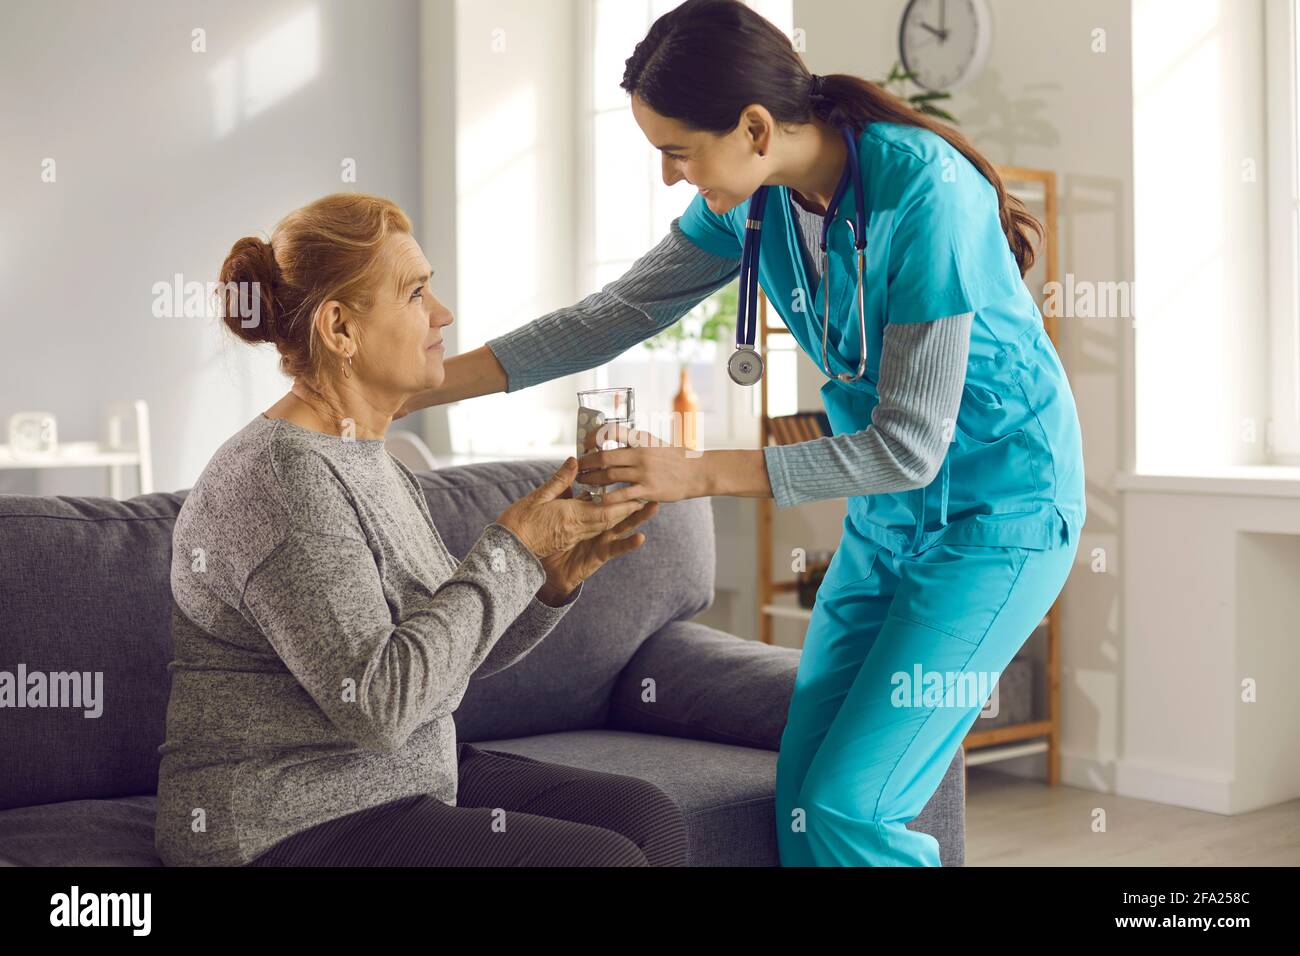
[0,795,160,866]
[607,620,800,751]
[474,729,965,866]
[0,492,188,810]
[414,460,716,741]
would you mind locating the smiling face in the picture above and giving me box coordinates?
[352,231,454,395]
[630,93,771,215]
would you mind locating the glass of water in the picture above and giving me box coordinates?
[575,386,635,501]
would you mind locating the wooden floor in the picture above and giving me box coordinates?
[965,768,1300,866]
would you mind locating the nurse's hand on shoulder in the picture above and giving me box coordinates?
[577,424,706,505]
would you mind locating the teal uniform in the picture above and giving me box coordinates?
[678,121,1086,865]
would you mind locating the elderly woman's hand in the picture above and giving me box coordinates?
[536,500,659,604]
[495,458,645,560]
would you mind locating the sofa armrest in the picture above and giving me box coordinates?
[605,619,800,751]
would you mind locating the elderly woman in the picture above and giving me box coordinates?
[154,192,680,867]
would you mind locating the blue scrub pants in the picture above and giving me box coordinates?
[775,513,1078,866]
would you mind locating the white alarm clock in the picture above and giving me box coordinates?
[898,0,993,93]
[8,411,58,457]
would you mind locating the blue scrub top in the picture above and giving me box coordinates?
[678,121,1086,553]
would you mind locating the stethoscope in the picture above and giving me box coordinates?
[728,123,869,387]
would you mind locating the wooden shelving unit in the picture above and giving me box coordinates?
[756,165,1064,784]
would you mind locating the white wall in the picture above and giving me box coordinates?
[1121,484,1300,813]
[0,0,423,496]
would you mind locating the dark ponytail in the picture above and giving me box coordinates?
[621,0,1042,277]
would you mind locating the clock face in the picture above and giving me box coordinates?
[899,0,992,92]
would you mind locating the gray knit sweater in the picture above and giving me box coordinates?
[154,413,580,866]
[486,202,972,509]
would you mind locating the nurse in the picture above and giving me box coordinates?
[405,0,1085,866]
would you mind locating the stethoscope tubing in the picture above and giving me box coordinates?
[731,123,869,385]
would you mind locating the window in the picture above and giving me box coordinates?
[581,0,795,447]
[1134,0,1294,472]
[1266,0,1300,463]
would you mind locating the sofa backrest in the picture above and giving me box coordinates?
[0,458,714,808]
[0,490,187,810]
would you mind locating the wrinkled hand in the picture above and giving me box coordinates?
[576,424,706,505]
[496,458,645,559]
[537,499,660,603]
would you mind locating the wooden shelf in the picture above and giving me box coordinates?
[761,602,814,622]
[963,740,1049,767]
[963,720,1054,750]
[755,164,1064,782]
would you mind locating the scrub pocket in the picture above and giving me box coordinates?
[889,544,1031,647]
[817,535,885,594]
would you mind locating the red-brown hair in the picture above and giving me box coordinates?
[217,192,414,383]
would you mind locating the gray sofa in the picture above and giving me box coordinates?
[0,458,964,866]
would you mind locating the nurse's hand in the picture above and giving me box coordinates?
[577,425,708,504]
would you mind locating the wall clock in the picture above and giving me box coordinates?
[898,0,993,92]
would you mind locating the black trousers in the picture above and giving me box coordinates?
[244,743,688,867]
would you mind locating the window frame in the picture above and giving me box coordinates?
[1265,0,1300,463]
[578,0,795,447]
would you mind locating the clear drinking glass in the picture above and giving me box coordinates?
[575,386,635,501]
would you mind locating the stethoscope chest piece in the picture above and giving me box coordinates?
[727,344,764,386]
[730,122,869,390]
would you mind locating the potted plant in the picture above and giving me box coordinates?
[873,61,959,124]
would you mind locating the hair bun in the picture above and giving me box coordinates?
[219,236,280,345]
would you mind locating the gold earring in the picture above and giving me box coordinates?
[341,354,353,379]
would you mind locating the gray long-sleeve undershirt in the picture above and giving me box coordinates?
[486,202,972,509]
